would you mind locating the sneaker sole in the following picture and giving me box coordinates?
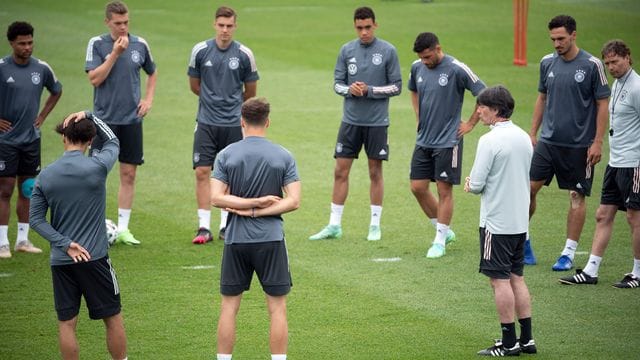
[558,279,597,285]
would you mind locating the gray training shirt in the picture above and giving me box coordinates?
[30,113,119,266]
[408,54,486,148]
[85,34,156,125]
[0,55,62,144]
[334,37,402,126]
[537,49,610,147]
[188,40,259,126]
[212,136,299,244]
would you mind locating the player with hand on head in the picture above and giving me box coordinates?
[85,0,158,246]
[0,21,62,258]
[30,110,128,360]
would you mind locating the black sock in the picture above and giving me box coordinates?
[518,317,532,344]
[501,322,517,348]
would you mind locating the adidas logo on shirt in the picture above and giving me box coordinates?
[205,60,213,67]
[548,71,555,78]
[6,76,15,83]
[348,57,357,63]
[417,76,423,83]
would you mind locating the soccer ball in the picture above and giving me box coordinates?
[105,219,118,246]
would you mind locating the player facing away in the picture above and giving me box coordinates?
[527,15,610,270]
[85,0,158,246]
[309,6,401,242]
[30,111,128,360]
[560,40,640,289]
[465,86,536,356]
[408,32,486,258]
[189,6,259,245]
[210,97,301,360]
[0,21,62,258]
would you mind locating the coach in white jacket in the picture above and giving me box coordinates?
[465,85,536,357]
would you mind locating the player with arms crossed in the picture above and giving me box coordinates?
[189,6,259,244]
[211,98,300,360]
[85,0,158,245]
[0,21,62,258]
[309,6,401,242]
[30,111,128,360]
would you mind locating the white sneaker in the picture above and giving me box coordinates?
[0,244,11,258]
[15,240,43,254]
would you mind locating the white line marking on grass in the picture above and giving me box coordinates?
[575,251,589,255]
[371,257,402,262]
[0,273,14,278]
[181,265,216,270]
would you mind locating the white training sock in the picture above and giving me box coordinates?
[17,222,29,242]
[118,209,131,232]
[633,258,640,279]
[220,210,229,230]
[329,203,344,226]
[561,239,579,260]
[430,218,438,227]
[582,254,602,277]
[198,209,211,230]
[0,225,9,246]
[271,355,286,360]
[526,231,530,241]
[434,223,449,246]
[217,354,232,360]
[370,205,382,226]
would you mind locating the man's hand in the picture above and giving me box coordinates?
[112,35,129,57]
[62,111,88,128]
[34,115,45,128]
[66,242,91,263]
[0,119,12,133]
[349,81,367,97]
[137,99,152,117]
[464,176,471,193]
[256,195,282,208]
[529,133,538,147]
[587,141,602,166]
[458,121,474,137]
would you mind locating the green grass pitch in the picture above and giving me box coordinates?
[1,0,639,358]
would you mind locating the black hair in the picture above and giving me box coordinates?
[354,7,375,22]
[55,117,96,144]
[413,32,439,53]
[7,21,33,41]
[548,15,576,33]
[476,85,515,119]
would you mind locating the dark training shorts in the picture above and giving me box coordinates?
[91,122,144,165]
[478,227,525,280]
[51,257,121,321]
[600,165,640,211]
[530,141,593,196]
[192,122,242,168]
[220,240,292,297]
[0,138,40,177]
[334,123,389,160]
[410,143,463,184]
